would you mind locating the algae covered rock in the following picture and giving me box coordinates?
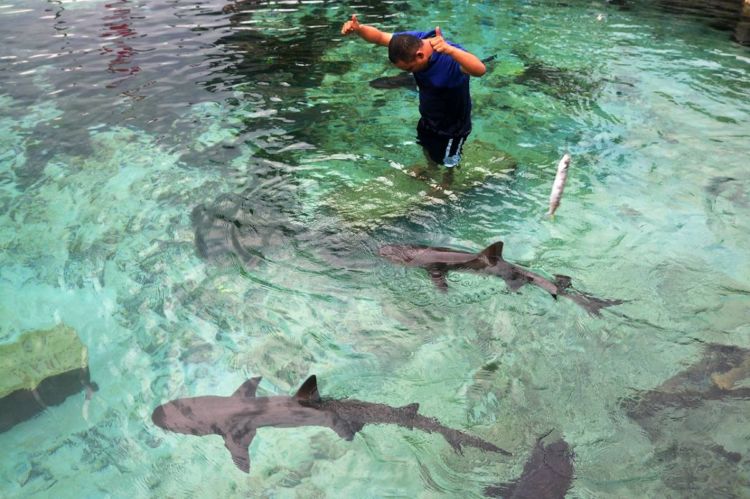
[324,140,517,226]
[0,324,93,432]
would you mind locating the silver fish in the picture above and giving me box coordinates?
[547,153,571,217]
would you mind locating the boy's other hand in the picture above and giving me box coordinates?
[429,26,454,55]
[341,14,361,35]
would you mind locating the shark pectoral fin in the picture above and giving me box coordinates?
[332,418,364,441]
[506,277,526,293]
[449,439,464,455]
[224,429,256,473]
[232,377,262,399]
[480,241,504,262]
[295,375,321,403]
[428,270,448,291]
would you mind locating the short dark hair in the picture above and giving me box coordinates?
[388,34,422,64]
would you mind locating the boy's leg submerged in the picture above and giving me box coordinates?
[416,125,468,188]
[417,125,468,167]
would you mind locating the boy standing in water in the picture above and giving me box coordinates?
[340,14,486,171]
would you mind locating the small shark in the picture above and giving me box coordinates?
[369,55,496,89]
[152,375,510,473]
[369,73,416,89]
[485,432,574,499]
[378,241,622,316]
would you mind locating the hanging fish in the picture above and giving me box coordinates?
[547,153,571,217]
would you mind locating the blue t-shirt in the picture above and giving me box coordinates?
[394,30,472,137]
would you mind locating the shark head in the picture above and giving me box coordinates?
[378,244,416,265]
[152,399,210,436]
[151,378,263,437]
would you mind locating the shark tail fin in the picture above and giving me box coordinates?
[295,375,321,403]
[480,241,504,263]
[232,377,262,399]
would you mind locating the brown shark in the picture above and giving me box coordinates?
[619,343,750,496]
[369,73,416,89]
[485,432,574,498]
[369,56,495,89]
[152,375,510,473]
[378,241,622,316]
[621,343,750,441]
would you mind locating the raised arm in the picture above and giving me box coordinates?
[429,27,486,77]
[341,14,392,47]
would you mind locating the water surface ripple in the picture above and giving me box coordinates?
[1,0,749,497]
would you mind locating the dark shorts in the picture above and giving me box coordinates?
[416,124,469,168]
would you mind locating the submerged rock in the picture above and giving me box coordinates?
[0,324,95,432]
[324,141,517,226]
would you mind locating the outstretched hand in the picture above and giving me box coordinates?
[341,14,360,35]
[429,26,454,55]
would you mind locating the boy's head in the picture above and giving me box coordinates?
[388,34,430,72]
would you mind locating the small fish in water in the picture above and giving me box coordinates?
[485,432,574,498]
[152,375,510,473]
[547,153,571,217]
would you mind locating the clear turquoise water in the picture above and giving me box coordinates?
[1,0,749,497]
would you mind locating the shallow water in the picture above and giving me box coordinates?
[1,0,749,497]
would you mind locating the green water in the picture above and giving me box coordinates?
[1,0,749,497]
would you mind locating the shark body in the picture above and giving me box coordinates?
[369,73,416,89]
[485,433,574,499]
[369,55,496,90]
[152,375,509,472]
[621,343,750,441]
[378,241,621,316]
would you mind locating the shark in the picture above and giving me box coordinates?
[485,432,574,499]
[619,343,750,495]
[152,375,510,473]
[378,240,622,316]
[369,55,496,89]
[369,72,416,89]
[621,343,750,441]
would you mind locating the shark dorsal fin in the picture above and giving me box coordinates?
[402,402,419,416]
[295,375,321,403]
[480,241,504,262]
[233,377,262,399]
[399,403,420,430]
